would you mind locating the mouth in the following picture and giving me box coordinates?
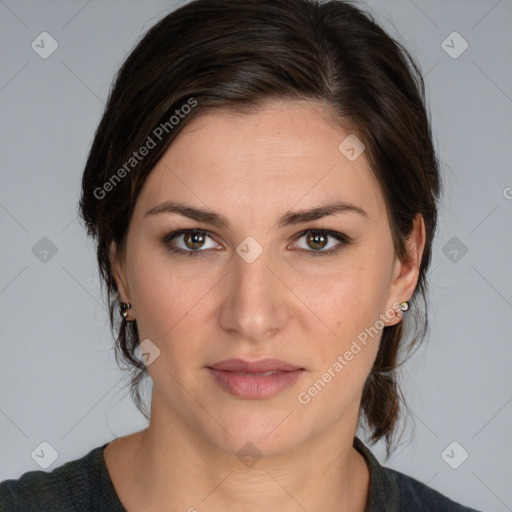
[206,358,305,399]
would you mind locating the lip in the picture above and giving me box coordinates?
[207,358,304,399]
[209,358,302,373]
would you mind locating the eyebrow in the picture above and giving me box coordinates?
[145,199,368,228]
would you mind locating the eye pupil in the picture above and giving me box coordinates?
[307,231,328,250]
[185,230,205,249]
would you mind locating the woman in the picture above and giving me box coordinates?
[0,0,483,510]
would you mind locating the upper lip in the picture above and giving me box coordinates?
[208,358,303,373]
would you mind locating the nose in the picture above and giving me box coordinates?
[218,246,290,344]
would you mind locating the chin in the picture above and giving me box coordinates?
[194,404,309,460]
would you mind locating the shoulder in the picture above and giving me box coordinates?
[0,444,125,512]
[384,465,482,512]
[0,455,89,512]
[354,437,483,512]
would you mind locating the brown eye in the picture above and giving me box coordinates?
[163,229,219,256]
[306,231,328,251]
[292,229,351,257]
[183,230,207,250]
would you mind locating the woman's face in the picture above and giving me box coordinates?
[113,100,423,457]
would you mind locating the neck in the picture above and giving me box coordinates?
[105,400,370,511]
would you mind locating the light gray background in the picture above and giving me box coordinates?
[1,1,511,510]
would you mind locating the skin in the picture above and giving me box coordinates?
[105,100,425,512]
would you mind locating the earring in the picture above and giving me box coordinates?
[120,302,132,320]
[399,301,409,312]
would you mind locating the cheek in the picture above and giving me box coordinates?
[307,240,394,380]
[299,273,386,415]
[126,247,204,339]
[325,250,393,334]
[125,245,227,378]
[317,281,382,377]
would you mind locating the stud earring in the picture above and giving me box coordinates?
[120,302,132,320]
[399,301,409,312]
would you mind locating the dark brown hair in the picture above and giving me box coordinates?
[79,0,441,455]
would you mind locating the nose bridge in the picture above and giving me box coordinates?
[218,242,288,341]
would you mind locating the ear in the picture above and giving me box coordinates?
[110,240,131,303]
[385,214,426,326]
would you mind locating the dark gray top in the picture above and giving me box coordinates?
[0,437,482,511]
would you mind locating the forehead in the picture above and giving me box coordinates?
[136,101,386,220]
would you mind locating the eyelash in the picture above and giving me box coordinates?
[162,228,351,258]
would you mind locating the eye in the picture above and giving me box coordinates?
[163,229,220,256]
[291,229,351,257]
[163,228,351,258]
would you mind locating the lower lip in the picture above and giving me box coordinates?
[207,368,303,399]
